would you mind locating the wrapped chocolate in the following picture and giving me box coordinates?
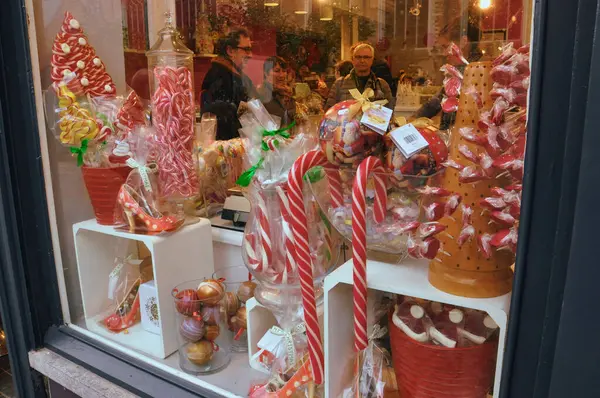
[319,88,388,167]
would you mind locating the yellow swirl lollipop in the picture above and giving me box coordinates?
[56,83,99,146]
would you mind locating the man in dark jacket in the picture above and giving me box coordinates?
[201,29,256,140]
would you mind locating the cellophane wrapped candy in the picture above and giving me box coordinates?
[44,77,125,167]
[194,113,245,217]
[117,127,185,233]
[319,99,384,167]
[100,254,153,333]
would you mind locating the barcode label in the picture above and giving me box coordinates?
[390,124,429,158]
[404,134,418,144]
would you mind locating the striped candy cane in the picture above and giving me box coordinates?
[287,150,330,384]
[255,189,272,273]
[352,156,387,351]
[276,185,297,277]
[324,166,344,208]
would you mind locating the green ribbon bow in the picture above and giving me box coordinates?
[260,121,295,152]
[70,139,89,167]
[236,121,297,187]
[236,157,264,187]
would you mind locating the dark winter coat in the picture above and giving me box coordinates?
[200,57,256,140]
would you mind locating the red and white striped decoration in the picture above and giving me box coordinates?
[276,185,297,280]
[287,150,329,384]
[324,166,344,208]
[352,156,387,351]
[255,188,272,273]
[244,233,260,271]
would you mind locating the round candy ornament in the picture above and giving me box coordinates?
[236,281,256,303]
[201,304,223,325]
[196,279,225,305]
[231,306,247,330]
[223,291,240,316]
[384,126,448,177]
[319,100,383,167]
[204,324,220,341]
[187,340,214,366]
[179,317,205,342]
[175,289,201,316]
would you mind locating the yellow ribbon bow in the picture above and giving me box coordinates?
[348,87,388,118]
[394,116,437,132]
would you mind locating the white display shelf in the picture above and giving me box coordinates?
[246,298,277,374]
[73,219,215,359]
[323,259,511,398]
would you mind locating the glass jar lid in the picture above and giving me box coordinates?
[147,12,193,56]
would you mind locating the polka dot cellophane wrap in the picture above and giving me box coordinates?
[428,62,514,298]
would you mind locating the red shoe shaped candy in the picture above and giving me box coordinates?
[118,184,183,233]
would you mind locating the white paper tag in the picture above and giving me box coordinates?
[360,106,393,135]
[257,329,284,353]
[108,262,124,300]
[390,124,429,158]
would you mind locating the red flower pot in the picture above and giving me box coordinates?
[81,166,130,225]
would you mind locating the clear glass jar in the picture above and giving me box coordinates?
[212,265,254,353]
[146,13,199,201]
[171,279,230,375]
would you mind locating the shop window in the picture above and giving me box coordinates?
[31,0,534,396]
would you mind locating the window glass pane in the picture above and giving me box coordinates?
[32,0,534,396]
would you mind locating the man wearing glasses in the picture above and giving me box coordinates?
[325,42,395,110]
[201,28,256,140]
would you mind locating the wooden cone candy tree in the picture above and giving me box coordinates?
[428,61,514,298]
[51,11,116,97]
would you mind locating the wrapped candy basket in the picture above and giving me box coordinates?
[389,311,497,398]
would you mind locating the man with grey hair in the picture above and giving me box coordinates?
[325,42,395,110]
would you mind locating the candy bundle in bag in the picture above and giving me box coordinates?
[101,255,153,332]
[117,126,184,233]
[195,113,245,217]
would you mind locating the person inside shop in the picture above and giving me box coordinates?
[413,16,482,129]
[335,60,353,79]
[257,56,296,126]
[200,28,257,140]
[325,42,395,110]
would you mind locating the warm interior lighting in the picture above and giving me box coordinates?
[295,10,308,14]
[479,0,492,9]
[320,2,333,20]
[264,0,280,6]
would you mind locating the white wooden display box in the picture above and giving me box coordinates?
[73,219,214,359]
[324,259,511,398]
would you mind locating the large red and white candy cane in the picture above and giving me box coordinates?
[352,156,387,351]
[287,150,330,384]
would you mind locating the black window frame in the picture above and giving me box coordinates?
[2,0,600,397]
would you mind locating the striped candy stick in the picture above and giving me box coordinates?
[352,156,387,352]
[324,165,344,208]
[288,150,330,385]
[255,187,272,273]
[276,185,297,277]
